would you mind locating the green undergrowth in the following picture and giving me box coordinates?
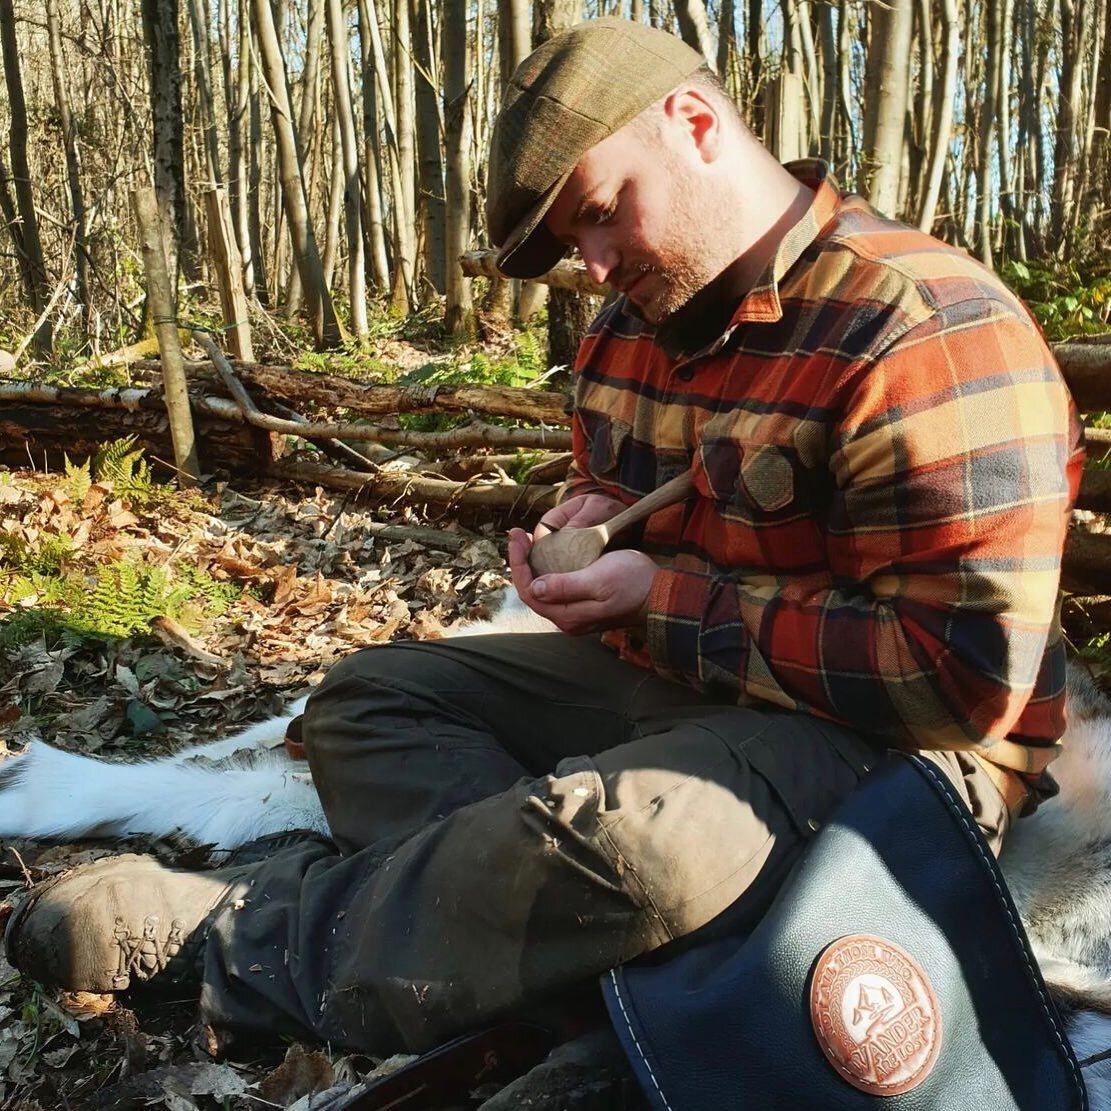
[0,439,238,652]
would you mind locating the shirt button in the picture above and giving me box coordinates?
[807,817,822,833]
[676,367,694,381]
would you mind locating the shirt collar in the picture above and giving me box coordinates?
[651,160,842,358]
[730,159,842,326]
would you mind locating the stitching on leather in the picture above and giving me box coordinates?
[607,969,674,1111]
[909,755,1087,1104]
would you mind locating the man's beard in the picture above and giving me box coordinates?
[624,253,726,326]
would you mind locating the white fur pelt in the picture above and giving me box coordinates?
[3,591,1111,1097]
[0,592,551,850]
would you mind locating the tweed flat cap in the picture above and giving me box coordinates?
[486,18,705,279]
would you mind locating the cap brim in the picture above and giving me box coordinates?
[494,170,574,279]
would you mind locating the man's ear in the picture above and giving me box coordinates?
[663,88,722,163]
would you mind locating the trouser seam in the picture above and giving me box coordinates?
[594,819,675,946]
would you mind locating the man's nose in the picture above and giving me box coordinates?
[578,238,617,286]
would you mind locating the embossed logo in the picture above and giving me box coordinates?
[810,933,941,1096]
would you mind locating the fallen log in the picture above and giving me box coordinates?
[0,400,282,475]
[1062,528,1111,596]
[1056,345,1111,414]
[266,459,561,516]
[0,381,571,457]
[136,359,571,425]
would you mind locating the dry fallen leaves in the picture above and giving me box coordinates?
[0,468,520,1108]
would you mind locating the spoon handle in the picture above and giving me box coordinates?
[599,470,695,544]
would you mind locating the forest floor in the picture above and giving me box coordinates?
[0,465,531,1110]
[0,315,575,1109]
[0,464,527,1110]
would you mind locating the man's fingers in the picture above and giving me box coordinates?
[530,566,600,606]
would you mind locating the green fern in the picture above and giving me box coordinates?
[0,533,72,576]
[1,555,240,647]
[513,330,544,381]
[59,455,92,504]
[93,436,161,506]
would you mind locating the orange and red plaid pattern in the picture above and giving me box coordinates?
[566,162,1084,773]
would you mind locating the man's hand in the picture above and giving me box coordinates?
[508,528,659,635]
[533,493,627,541]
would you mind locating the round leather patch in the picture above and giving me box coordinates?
[810,933,941,1096]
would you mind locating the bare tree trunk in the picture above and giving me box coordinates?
[321,113,344,287]
[283,0,325,316]
[228,0,251,290]
[185,0,222,183]
[817,0,838,162]
[1072,0,1107,245]
[0,0,52,350]
[246,16,269,302]
[1092,0,1111,235]
[45,0,90,339]
[748,0,766,129]
[1051,0,1085,251]
[908,0,934,216]
[863,0,914,215]
[363,0,417,312]
[251,0,340,348]
[996,0,1020,259]
[976,0,1001,265]
[141,0,197,285]
[795,0,820,151]
[326,0,368,336]
[836,0,856,168]
[673,0,715,63]
[443,0,474,337]
[393,0,417,303]
[717,0,736,92]
[415,0,446,294]
[356,0,391,294]
[918,0,959,232]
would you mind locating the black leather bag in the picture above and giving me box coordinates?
[603,752,1087,1110]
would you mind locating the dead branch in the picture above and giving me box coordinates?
[460,249,609,297]
[267,459,561,516]
[199,395,571,450]
[137,359,571,425]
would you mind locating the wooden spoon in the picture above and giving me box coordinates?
[528,470,695,576]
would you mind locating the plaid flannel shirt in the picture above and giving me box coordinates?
[566,162,1084,782]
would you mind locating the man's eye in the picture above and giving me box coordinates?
[593,201,617,225]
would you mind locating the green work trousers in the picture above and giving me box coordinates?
[199,632,1008,1054]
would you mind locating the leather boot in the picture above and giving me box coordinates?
[4,853,253,994]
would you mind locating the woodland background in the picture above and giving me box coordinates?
[0,0,1108,365]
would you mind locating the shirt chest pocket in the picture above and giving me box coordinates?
[579,409,633,480]
[695,436,804,522]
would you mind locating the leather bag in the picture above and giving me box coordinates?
[603,752,1087,1110]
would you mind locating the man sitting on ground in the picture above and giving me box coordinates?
[5,17,1082,1062]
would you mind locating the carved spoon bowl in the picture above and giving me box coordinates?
[528,470,695,576]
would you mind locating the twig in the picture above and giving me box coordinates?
[8,846,34,889]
